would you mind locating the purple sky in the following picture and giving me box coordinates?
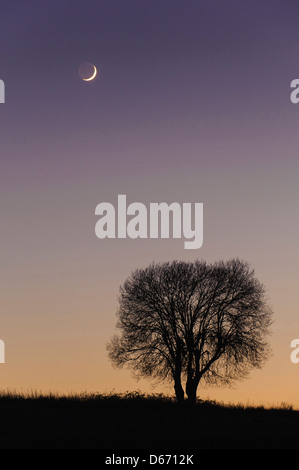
[0,0,299,405]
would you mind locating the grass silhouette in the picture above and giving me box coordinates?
[0,391,298,449]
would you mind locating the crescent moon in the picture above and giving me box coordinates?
[83,65,97,81]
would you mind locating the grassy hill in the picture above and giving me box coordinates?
[0,391,298,449]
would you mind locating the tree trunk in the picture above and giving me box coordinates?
[174,378,185,403]
[186,377,200,404]
[174,342,185,403]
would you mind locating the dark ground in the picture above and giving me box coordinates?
[0,392,298,449]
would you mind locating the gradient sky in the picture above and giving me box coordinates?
[0,0,299,407]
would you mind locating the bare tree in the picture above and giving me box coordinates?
[107,259,273,404]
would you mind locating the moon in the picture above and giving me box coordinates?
[83,65,97,81]
[79,63,98,82]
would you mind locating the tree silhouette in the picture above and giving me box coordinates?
[107,259,273,404]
